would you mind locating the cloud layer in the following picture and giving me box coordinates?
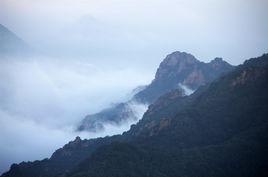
[0,0,268,174]
[0,56,152,173]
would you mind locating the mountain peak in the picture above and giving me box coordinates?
[212,57,223,62]
[155,51,199,81]
[162,51,198,67]
[133,51,234,104]
[209,57,226,65]
[74,136,81,142]
[209,57,233,71]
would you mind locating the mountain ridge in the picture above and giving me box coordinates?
[134,51,234,103]
[2,53,267,177]
[65,53,268,177]
[78,51,234,132]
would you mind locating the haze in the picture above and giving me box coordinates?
[0,0,268,174]
[1,0,268,65]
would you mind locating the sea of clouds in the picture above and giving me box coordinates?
[0,56,152,173]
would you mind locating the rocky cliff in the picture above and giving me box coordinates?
[78,51,234,132]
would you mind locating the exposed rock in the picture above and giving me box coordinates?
[78,51,234,133]
[77,102,145,132]
[134,51,234,104]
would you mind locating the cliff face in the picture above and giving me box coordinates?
[134,51,234,104]
[78,51,234,132]
[128,54,268,141]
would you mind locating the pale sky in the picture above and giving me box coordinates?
[0,0,268,66]
[1,0,268,173]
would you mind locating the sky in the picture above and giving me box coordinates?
[0,0,268,66]
[0,0,268,174]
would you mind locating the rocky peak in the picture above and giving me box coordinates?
[211,57,223,62]
[50,136,83,159]
[133,51,234,104]
[209,57,232,70]
[163,51,198,66]
[74,136,82,143]
[66,136,82,148]
[155,51,199,80]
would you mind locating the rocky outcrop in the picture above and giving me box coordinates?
[77,102,143,132]
[133,51,234,103]
[78,51,234,132]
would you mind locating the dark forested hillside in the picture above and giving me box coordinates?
[67,53,268,177]
[2,54,267,177]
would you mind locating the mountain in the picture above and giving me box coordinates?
[66,53,268,177]
[134,52,233,103]
[78,51,234,132]
[2,53,267,177]
[0,136,121,177]
[78,102,147,132]
[0,24,32,56]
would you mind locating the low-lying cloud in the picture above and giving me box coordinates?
[92,101,148,135]
[0,56,152,174]
[178,83,195,96]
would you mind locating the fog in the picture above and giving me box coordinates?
[178,83,195,96]
[1,0,268,174]
[0,56,152,173]
[98,101,148,134]
[1,0,268,66]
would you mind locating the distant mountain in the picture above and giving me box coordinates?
[70,54,268,177]
[0,24,32,56]
[77,102,147,132]
[2,54,267,177]
[134,52,234,103]
[78,51,234,132]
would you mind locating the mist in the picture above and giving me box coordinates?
[1,0,268,174]
[96,101,148,134]
[0,56,152,173]
[178,83,195,96]
[1,0,268,66]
